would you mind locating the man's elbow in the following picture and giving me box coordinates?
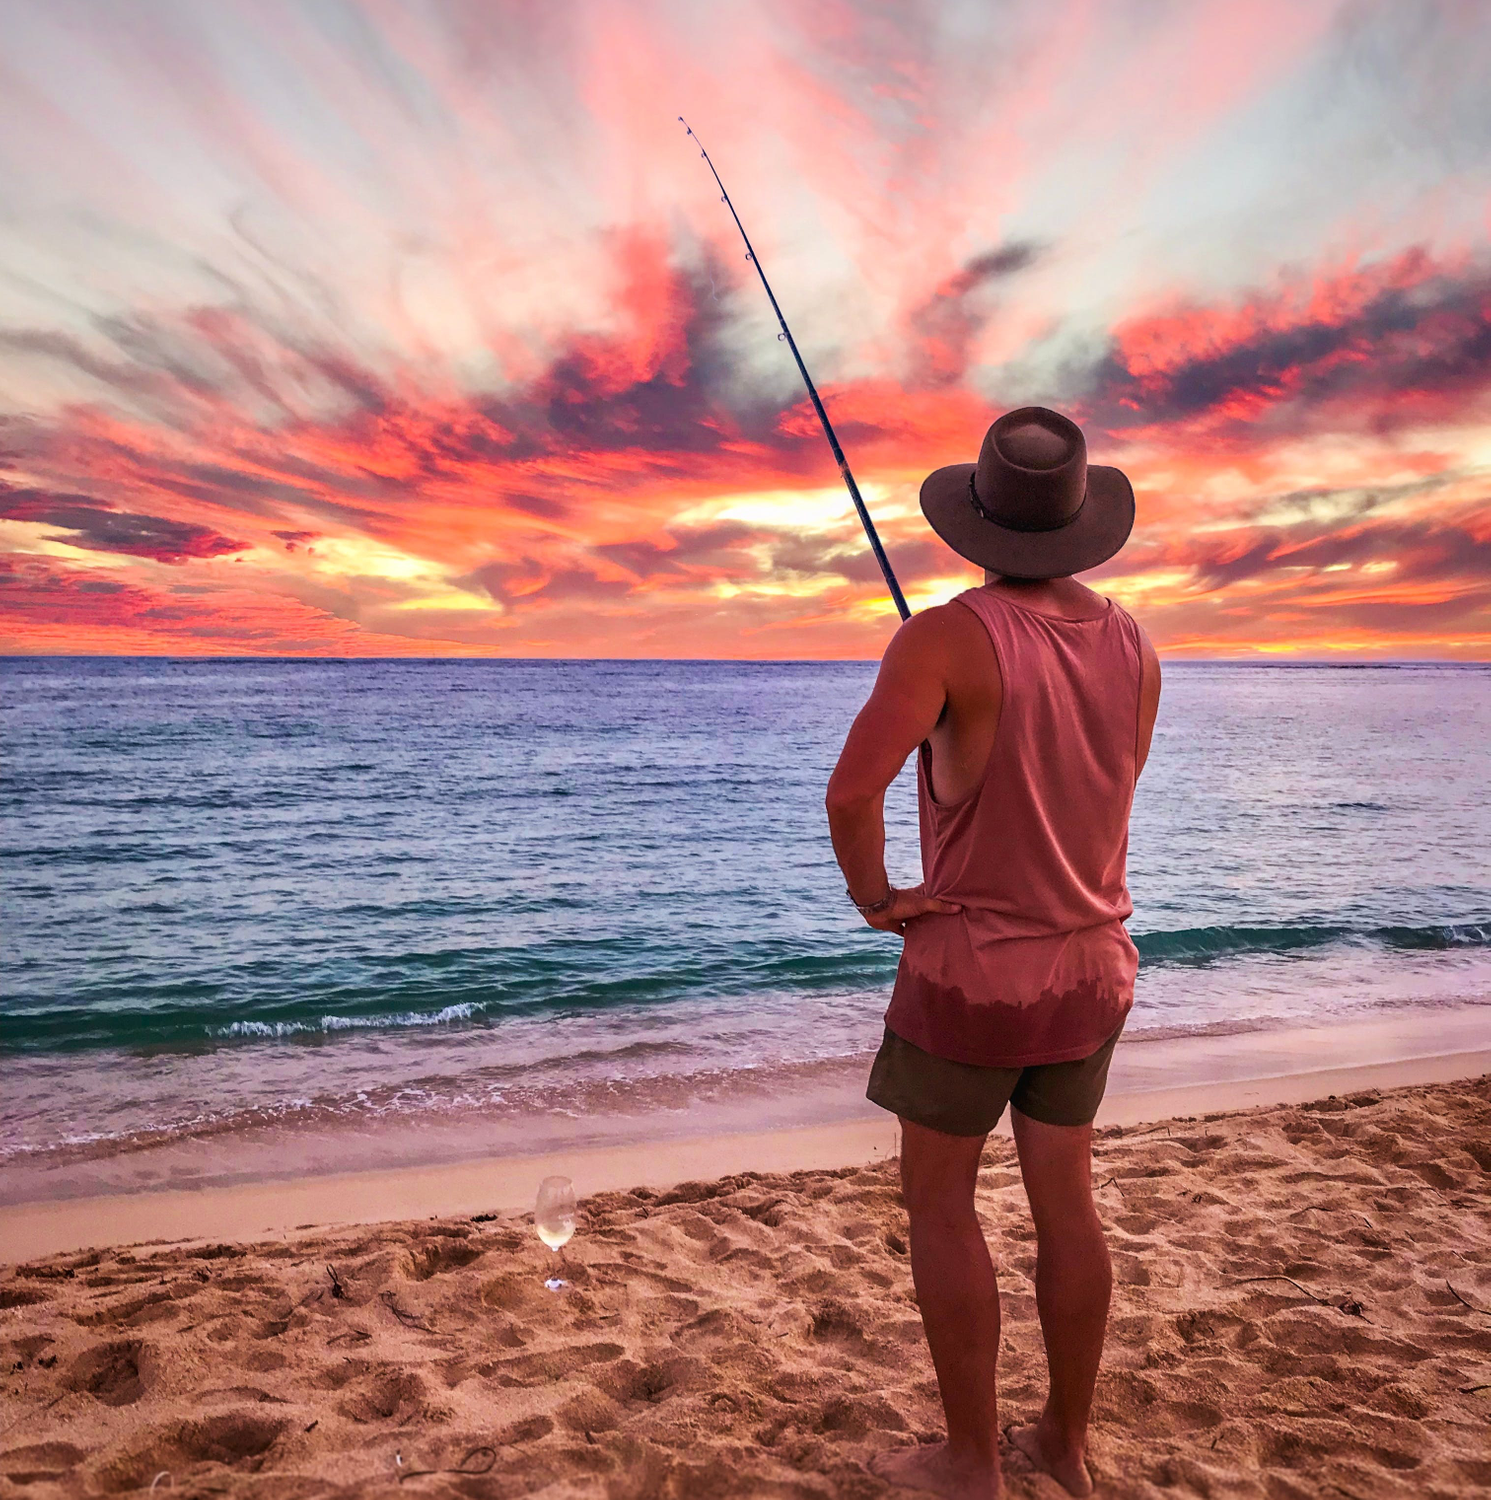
[824,776,875,821]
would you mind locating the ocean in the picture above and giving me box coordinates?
[3,656,1488,1203]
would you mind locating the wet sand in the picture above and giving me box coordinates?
[6,1008,1489,1264]
[3,1073,1489,1497]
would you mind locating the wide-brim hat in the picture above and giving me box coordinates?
[920,406,1134,579]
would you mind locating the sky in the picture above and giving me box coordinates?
[0,0,1488,659]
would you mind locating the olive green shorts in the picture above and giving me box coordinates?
[866,1023,1125,1136]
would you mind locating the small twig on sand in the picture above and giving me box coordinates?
[1458,1383,1491,1395]
[395,1445,497,1482]
[1230,1274,1331,1304]
[1445,1281,1491,1316]
[1228,1275,1365,1317]
[379,1291,436,1333]
[1289,1205,1373,1228]
[327,1265,346,1299]
[1097,1176,1125,1198]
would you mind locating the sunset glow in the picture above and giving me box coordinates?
[1,0,1487,658]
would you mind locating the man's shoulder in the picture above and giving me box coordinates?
[907,594,986,638]
[887,596,984,659]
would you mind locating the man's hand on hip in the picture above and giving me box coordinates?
[863,884,962,937]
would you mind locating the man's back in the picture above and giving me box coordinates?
[877,577,1158,1067]
[918,575,1160,808]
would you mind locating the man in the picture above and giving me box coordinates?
[826,406,1161,1500]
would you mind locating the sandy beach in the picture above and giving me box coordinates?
[3,1070,1489,1498]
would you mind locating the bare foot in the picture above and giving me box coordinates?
[1008,1423,1093,1497]
[871,1441,1002,1499]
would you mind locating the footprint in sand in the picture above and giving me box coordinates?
[67,1340,152,1407]
[337,1367,429,1424]
[88,1412,285,1495]
[398,1238,486,1281]
[0,1442,87,1486]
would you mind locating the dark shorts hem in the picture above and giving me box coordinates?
[865,1021,1125,1137]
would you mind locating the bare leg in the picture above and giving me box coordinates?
[871,1118,1001,1499]
[1006,1109,1109,1497]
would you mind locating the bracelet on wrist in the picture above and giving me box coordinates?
[847,884,895,916]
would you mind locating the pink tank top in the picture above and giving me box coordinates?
[884,587,1143,1068]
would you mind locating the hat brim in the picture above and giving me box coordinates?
[919,461,1134,579]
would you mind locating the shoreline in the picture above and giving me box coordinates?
[4,1009,1489,1264]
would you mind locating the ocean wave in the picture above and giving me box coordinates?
[3,919,1487,1055]
[1134,921,1490,965]
[214,1001,483,1038]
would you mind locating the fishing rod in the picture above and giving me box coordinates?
[678,117,911,622]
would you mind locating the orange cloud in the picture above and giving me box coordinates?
[1,179,1487,660]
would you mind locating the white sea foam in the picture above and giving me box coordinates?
[212,1002,481,1039]
[318,1002,481,1030]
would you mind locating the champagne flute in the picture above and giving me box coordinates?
[535,1175,576,1289]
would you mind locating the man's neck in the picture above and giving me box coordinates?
[981,571,1102,615]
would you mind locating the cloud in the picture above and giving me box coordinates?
[908,242,1043,388]
[5,235,1488,658]
[0,554,159,627]
[452,521,766,609]
[1083,249,1491,441]
[454,556,633,608]
[0,487,247,562]
[770,532,962,587]
[0,552,490,655]
[1180,517,1491,591]
[0,229,814,532]
[594,522,762,579]
[0,38,1488,669]
[505,493,570,520]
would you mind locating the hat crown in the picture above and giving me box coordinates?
[975,407,1087,533]
[999,421,1069,470]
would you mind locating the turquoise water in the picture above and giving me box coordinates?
[2,658,1488,1181]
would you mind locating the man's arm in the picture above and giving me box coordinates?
[1135,624,1162,777]
[825,608,963,936]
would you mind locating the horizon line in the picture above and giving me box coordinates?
[2,653,1487,667]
